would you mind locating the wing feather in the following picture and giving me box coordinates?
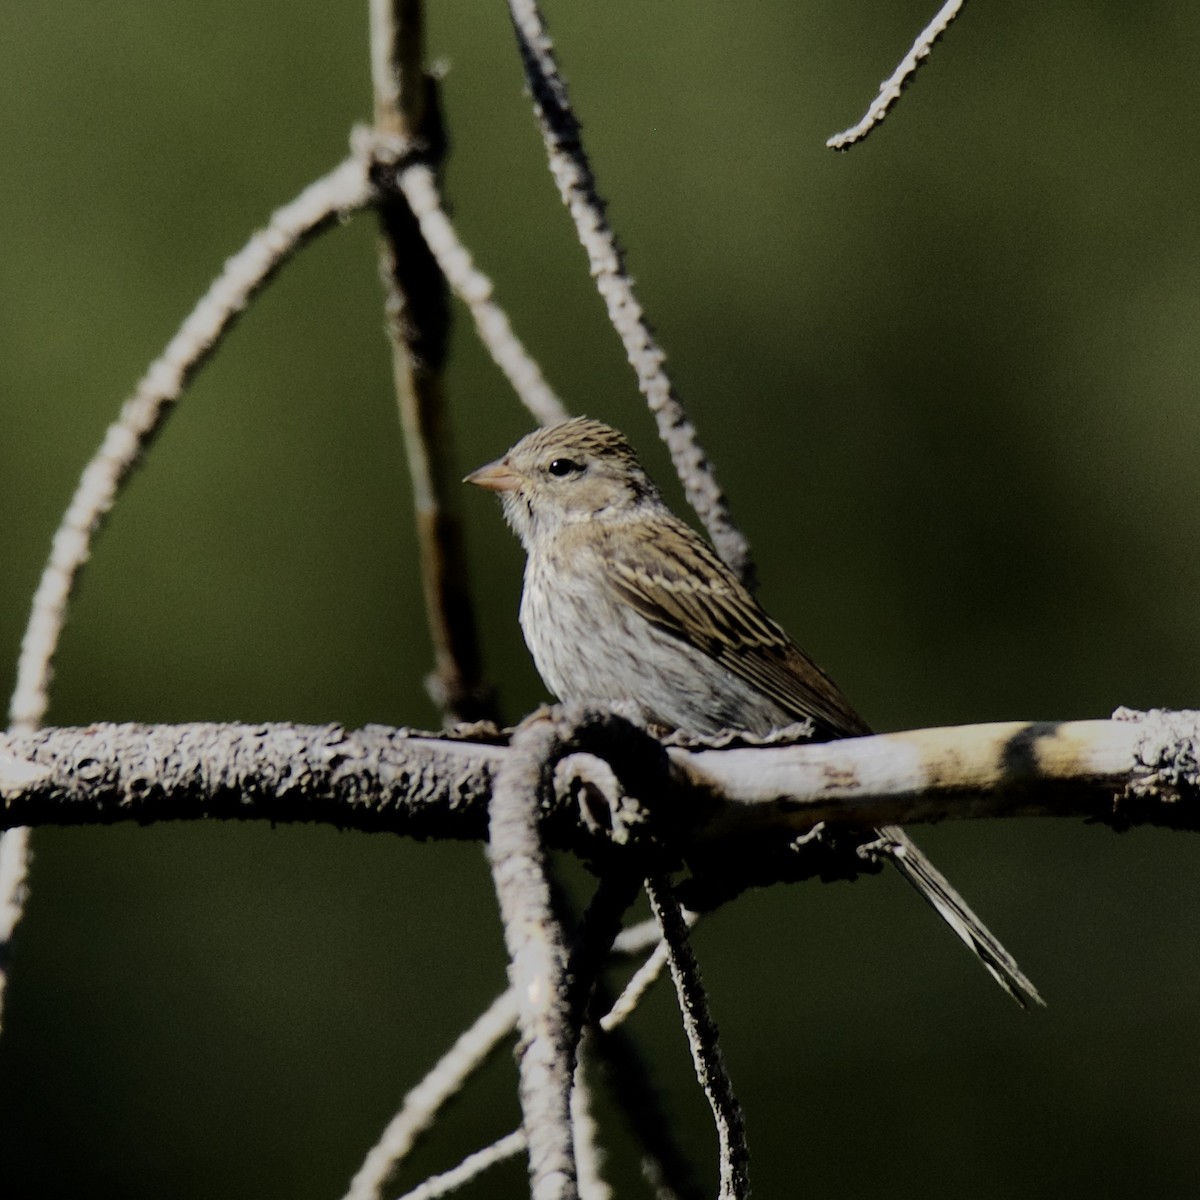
[599,516,869,738]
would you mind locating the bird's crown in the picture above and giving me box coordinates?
[511,417,643,473]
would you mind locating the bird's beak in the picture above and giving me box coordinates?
[463,458,522,493]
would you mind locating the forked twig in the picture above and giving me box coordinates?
[826,0,968,150]
[505,0,755,585]
[646,876,750,1200]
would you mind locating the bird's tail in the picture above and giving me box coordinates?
[875,825,1044,1009]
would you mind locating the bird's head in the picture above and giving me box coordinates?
[464,417,662,546]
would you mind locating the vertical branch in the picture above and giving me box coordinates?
[488,715,582,1200]
[0,829,31,1027]
[572,1041,611,1200]
[645,877,750,1200]
[369,0,495,724]
[505,0,756,587]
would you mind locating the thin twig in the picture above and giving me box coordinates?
[590,978,707,1200]
[562,872,643,1030]
[488,715,582,1200]
[602,907,700,1031]
[826,0,968,150]
[394,1130,527,1200]
[341,987,519,1200]
[342,886,692,1200]
[646,877,750,1200]
[600,938,669,1032]
[505,0,754,585]
[394,161,567,426]
[572,1040,612,1200]
[0,154,372,1037]
[370,0,426,137]
[369,1,496,725]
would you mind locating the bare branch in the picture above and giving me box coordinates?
[1,712,1198,842]
[342,987,518,1200]
[0,722,499,838]
[369,5,495,725]
[646,877,749,1200]
[505,0,755,585]
[826,0,968,151]
[672,714,1171,834]
[370,0,427,137]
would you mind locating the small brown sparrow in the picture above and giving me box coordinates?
[467,417,1040,1006]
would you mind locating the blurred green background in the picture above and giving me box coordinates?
[2,1,1199,1196]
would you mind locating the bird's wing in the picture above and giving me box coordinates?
[600,516,870,738]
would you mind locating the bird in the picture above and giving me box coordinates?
[466,416,1041,1007]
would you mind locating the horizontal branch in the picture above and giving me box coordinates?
[0,722,502,839]
[0,710,1196,850]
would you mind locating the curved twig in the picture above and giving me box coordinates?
[0,154,374,1037]
[8,156,373,734]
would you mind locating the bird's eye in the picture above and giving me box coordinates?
[547,457,582,477]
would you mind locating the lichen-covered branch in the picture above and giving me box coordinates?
[488,716,582,1200]
[1,711,1197,842]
